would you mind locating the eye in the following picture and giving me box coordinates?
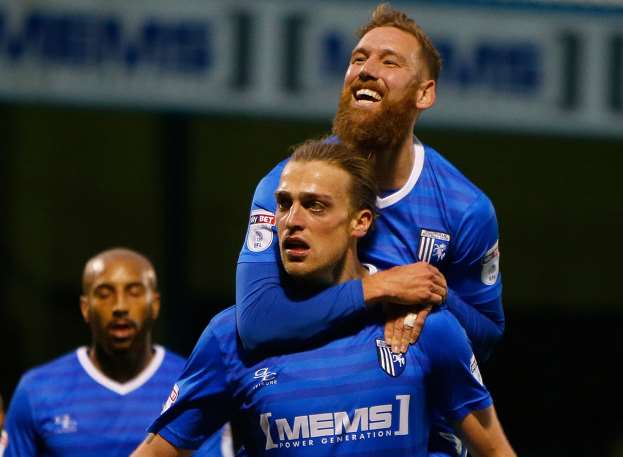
[276,198,292,212]
[351,55,366,64]
[94,286,112,299]
[307,201,326,213]
[127,284,145,297]
[383,59,398,67]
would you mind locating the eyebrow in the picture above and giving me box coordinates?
[275,190,334,201]
[92,280,145,289]
[352,46,402,57]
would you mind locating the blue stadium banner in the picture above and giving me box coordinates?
[0,0,621,136]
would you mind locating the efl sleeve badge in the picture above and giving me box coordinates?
[246,209,276,253]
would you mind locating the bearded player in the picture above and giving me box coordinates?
[133,140,514,457]
[235,4,504,456]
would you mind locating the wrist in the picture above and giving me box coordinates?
[362,271,390,307]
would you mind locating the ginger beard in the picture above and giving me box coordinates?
[332,80,420,158]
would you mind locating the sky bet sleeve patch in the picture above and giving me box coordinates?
[246,210,276,253]
[480,240,500,285]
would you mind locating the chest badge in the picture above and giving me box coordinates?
[375,339,406,377]
[418,229,451,264]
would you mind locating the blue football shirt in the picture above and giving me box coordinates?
[240,138,501,303]
[3,346,228,457]
[148,306,492,456]
[236,138,503,456]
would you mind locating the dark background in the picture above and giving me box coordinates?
[1,101,622,456]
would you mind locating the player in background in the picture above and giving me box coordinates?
[3,248,231,457]
[0,393,6,456]
[132,140,514,457]
[235,4,504,456]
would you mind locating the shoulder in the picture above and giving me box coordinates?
[159,347,187,371]
[421,308,467,341]
[193,306,237,358]
[17,350,80,391]
[423,143,495,216]
[418,309,471,362]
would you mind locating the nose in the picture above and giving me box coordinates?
[284,203,305,230]
[358,59,379,82]
[112,295,129,316]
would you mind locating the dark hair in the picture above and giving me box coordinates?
[290,139,378,224]
[358,3,442,81]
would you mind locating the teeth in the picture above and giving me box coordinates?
[356,89,382,101]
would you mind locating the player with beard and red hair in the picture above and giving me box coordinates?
[235,4,504,457]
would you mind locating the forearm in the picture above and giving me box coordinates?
[444,290,505,361]
[236,261,367,352]
[457,407,516,457]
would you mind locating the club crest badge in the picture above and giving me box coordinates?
[418,229,451,264]
[246,209,276,253]
[376,339,406,377]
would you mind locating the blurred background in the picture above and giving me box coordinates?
[1,0,622,455]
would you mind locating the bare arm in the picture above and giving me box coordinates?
[131,434,193,457]
[456,406,516,457]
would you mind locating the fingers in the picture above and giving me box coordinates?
[384,305,433,353]
[383,313,404,354]
[398,317,413,353]
[410,306,431,343]
[384,317,394,344]
[391,316,407,354]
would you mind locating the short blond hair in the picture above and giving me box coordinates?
[290,139,378,226]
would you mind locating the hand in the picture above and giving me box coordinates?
[363,261,447,306]
[384,305,432,353]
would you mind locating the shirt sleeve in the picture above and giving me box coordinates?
[147,325,232,450]
[4,378,40,457]
[419,310,493,423]
[444,192,505,359]
[236,162,367,352]
[444,292,504,362]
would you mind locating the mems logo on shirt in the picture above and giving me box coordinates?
[259,395,410,451]
[246,210,276,253]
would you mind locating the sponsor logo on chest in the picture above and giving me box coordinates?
[52,414,78,434]
[252,367,278,391]
[259,395,411,451]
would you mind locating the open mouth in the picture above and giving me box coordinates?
[353,87,383,105]
[109,321,136,339]
[283,237,310,259]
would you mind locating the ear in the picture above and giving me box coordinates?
[150,292,161,320]
[351,209,374,238]
[415,79,436,111]
[80,295,90,324]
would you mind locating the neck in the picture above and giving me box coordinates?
[333,243,370,284]
[88,338,154,384]
[373,134,414,191]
